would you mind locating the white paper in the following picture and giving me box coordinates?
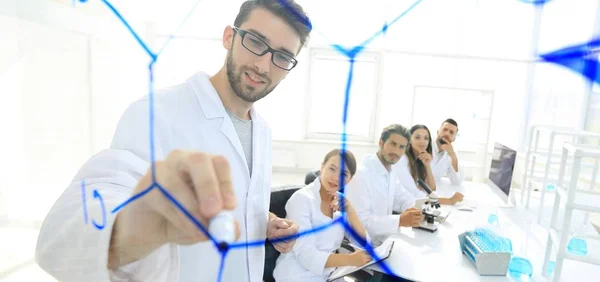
[327,240,394,281]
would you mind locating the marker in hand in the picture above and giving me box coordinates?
[209,210,236,245]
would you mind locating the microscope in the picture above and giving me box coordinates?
[414,179,451,232]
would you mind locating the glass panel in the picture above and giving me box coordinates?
[306,50,379,139]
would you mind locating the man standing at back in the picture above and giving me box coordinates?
[35,1,312,281]
[345,124,423,247]
[432,118,465,185]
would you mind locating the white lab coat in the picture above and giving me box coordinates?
[35,71,272,282]
[392,156,428,199]
[272,178,345,282]
[345,154,415,246]
[431,141,464,185]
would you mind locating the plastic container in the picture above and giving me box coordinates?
[508,256,533,281]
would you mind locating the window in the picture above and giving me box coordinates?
[411,86,493,154]
[139,0,244,39]
[153,38,225,89]
[537,0,599,55]
[585,92,600,135]
[382,0,536,60]
[528,89,586,131]
[254,49,309,141]
[411,86,494,181]
[527,60,589,152]
[377,52,529,152]
[298,0,386,49]
[305,49,380,142]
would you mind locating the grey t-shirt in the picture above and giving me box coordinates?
[225,109,253,176]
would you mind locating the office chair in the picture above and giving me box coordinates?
[263,170,374,282]
[264,170,320,281]
[304,169,320,185]
[263,184,303,282]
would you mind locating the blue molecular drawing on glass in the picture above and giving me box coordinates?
[73,0,426,281]
[539,38,600,86]
[81,180,107,230]
[517,0,553,6]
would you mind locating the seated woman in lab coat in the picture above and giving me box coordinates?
[273,149,373,282]
[395,125,463,205]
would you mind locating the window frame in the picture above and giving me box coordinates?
[302,47,382,143]
[410,85,495,154]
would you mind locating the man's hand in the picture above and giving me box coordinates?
[440,140,455,157]
[440,139,459,172]
[267,216,299,253]
[399,208,422,227]
[108,150,240,269]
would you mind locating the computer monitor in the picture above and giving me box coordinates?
[487,142,517,207]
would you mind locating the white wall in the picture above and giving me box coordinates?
[0,0,150,224]
[0,3,19,223]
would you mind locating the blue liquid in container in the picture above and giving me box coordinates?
[508,257,533,281]
[488,213,498,225]
[546,261,556,276]
[567,237,588,256]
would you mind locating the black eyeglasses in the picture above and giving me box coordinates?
[232,27,298,71]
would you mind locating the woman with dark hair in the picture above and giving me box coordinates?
[273,149,372,282]
[394,125,463,205]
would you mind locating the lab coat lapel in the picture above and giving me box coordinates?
[220,117,249,175]
[189,73,249,176]
[387,172,395,215]
[366,154,395,215]
[249,107,264,181]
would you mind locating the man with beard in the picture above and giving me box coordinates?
[35,1,312,282]
[345,124,423,248]
[431,118,465,185]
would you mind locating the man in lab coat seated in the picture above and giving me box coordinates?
[35,1,312,282]
[431,118,465,185]
[345,124,423,248]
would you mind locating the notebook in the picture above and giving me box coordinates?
[326,240,395,281]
